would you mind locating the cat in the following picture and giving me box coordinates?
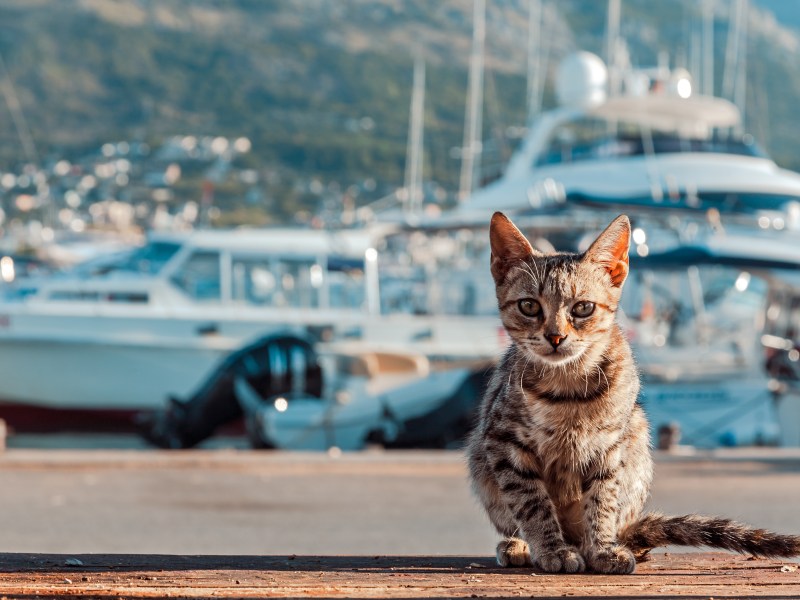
[466,211,800,574]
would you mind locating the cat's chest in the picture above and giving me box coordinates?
[521,400,622,468]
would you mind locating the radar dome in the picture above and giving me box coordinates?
[556,52,608,108]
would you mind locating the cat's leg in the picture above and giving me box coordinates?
[473,471,533,567]
[495,537,532,567]
[581,469,636,574]
[582,429,652,574]
[614,422,655,563]
[615,409,654,531]
[493,456,585,573]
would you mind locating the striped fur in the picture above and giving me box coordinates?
[466,212,800,574]
[620,514,800,559]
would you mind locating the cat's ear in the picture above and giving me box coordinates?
[584,215,630,287]
[490,212,540,282]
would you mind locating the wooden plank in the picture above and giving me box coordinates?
[0,552,798,598]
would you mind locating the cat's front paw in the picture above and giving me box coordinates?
[496,537,531,567]
[536,545,586,573]
[587,545,636,574]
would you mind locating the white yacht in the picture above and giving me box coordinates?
[453,52,800,232]
[0,226,504,429]
[0,227,382,423]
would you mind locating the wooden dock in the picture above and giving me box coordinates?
[1,448,799,598]
[1,552,798,598]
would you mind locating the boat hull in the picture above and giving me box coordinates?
[0,401,142,433]
[640,377,781,448]
[0,309,503,433]
[253,367,474,451]
[0,336,230,411]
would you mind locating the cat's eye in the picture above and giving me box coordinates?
[518,299,542,317]
[572,301,595,318]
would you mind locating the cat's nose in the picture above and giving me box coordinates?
[546,333,566,349]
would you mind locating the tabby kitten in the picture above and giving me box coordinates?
[466,212,800,574]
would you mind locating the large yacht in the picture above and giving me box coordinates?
[454,52,800,232]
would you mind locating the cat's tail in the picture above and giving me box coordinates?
[619,513,800,558]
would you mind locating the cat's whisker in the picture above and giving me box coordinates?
[583,368,590,397]
[532,257,544,283]
[507,352,526,389]
[519,353,532,397]
[512,262,539,290]
[598,362,610,389]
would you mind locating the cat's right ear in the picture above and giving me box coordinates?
[584,215,631,287]
[490,212,538,283]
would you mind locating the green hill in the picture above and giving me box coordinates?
[1,0,800,222]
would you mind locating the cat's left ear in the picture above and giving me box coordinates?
[490,212,541,283]
[584,215,630,287]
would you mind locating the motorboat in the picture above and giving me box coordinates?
[0,227,382,429]
[139,332,490,451]
[236,342,485,451]
[0,225,504,431]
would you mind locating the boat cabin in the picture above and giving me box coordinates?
[13,228,382,314]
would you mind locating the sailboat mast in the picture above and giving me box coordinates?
[702,0,714,96]
[722,0,747,134]
[404,56,426,217]
[0,54,38,165]
[734,0,748,135]
[458,0,485,203]
[526,0,543,124]
[0,54,49,229]
[722,0,742,101]
[606,0,621,97]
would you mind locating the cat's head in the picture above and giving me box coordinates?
[490,212,630,366]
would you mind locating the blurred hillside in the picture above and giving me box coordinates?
[0,0,799,222]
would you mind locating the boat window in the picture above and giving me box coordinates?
[230,255,366,309]
[231,258,277,304]
[46,290,149,303]
[535,118,766,167]
[231,256,321,308]
[327,257,365,310]
[378,229,496,316]
[123,242,182,274]
[74,241,182,277]
[171,251,221,301]
[276,258,320,308]
[47,290,102,302]
[567,191,800,214]
[621,265,767,352]
[107,292,149,303]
